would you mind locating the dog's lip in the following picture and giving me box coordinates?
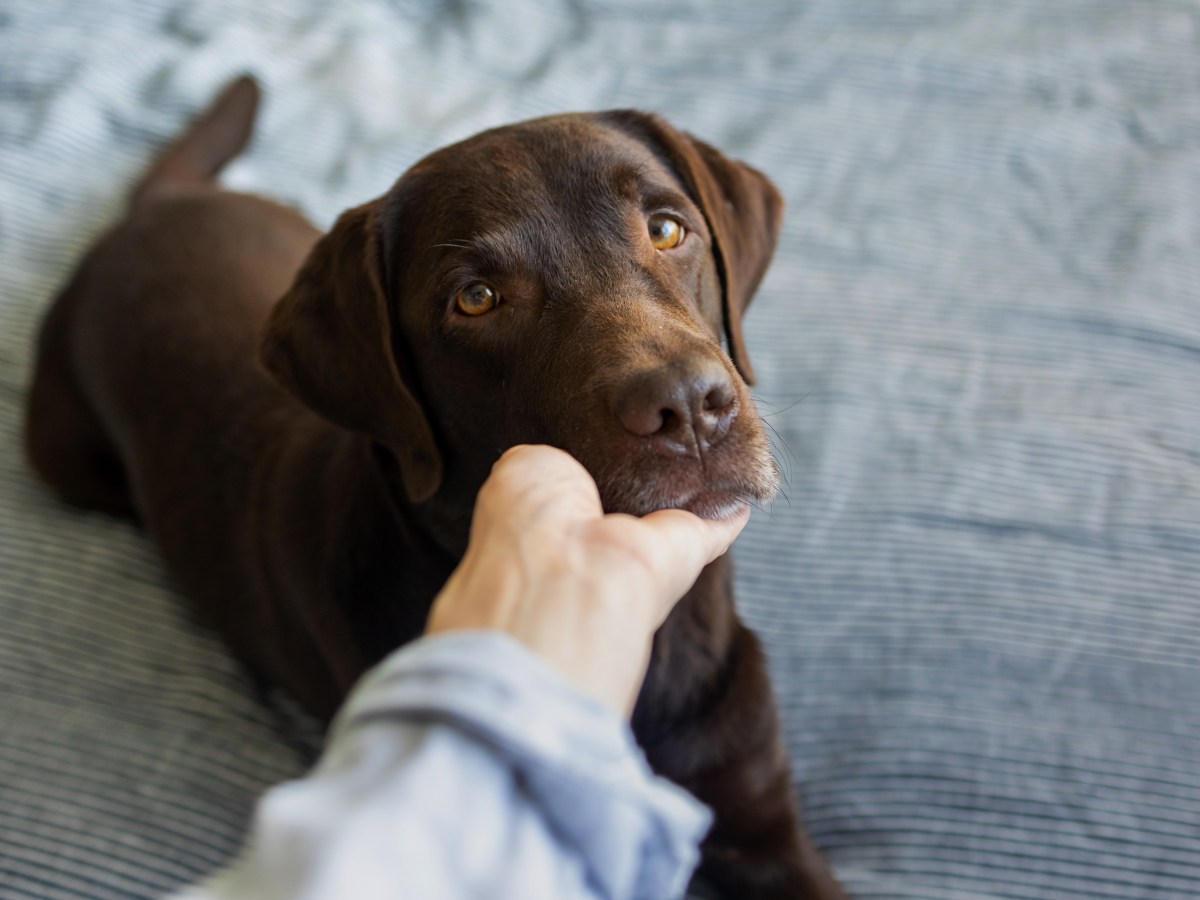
[674,490,753,521]
[582,432,781,520]
[602,484,759,520]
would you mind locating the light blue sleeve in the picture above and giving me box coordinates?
[173,632,712,900]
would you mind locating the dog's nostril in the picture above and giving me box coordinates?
[617,400,670,438]
[658,408,679,434]
[702,382,735,415]
[615,360,736,451]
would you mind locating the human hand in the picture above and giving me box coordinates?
[425,444,749,716]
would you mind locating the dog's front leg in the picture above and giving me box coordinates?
[633,559,848,900]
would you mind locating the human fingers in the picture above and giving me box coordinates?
[479,444,750,611]
[638,504,750,569]
[484,445,749,578]
[589,503,750,623]
[475,445,603,531]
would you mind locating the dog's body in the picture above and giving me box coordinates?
[25,79,845,899]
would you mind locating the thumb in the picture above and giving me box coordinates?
[634,504,750,612]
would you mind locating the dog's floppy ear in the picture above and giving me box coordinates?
[605,112,784,385]
[259,201,442,502]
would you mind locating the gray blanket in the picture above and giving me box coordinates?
[2,1,1199,897]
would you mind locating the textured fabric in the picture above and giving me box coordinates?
[176,632,708,900]
[2,1,1199,898]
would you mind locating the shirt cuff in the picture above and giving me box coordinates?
[330,631,712,899]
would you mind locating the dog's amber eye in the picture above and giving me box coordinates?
[648,214,684,250]
[455,282,498,316]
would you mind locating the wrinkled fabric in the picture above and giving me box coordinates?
[174,633,709,900]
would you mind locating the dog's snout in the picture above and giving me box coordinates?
[615,358,738,455]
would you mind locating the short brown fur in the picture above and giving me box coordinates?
[24,78,846,899]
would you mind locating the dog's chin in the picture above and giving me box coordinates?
[597,477,775,520]
[580,429,782,520]
[672,491,753,521]
[601,486,757,520]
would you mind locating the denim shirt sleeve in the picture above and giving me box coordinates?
[174,632,712,900]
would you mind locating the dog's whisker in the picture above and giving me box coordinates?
[753,389,817,418]
[761,419,799,486]
[761,415,796,453]
[762,419,796,459]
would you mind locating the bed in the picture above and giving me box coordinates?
[2,1,1198,897]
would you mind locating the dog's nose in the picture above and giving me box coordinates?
[615,358,738,455]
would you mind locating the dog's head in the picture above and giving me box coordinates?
[261,112,783,527]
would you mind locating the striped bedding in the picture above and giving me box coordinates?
[2,1,1198,897]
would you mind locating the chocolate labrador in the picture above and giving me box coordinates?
[25,77,846,899]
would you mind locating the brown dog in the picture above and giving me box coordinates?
[24,78,846,899]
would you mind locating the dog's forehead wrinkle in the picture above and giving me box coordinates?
[399,120,692,304]
[428,219,637,315]
[402,116,690,238]
[432,116,671,212]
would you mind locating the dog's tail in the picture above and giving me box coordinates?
[132,75,261,208]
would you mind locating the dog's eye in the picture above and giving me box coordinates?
[648,214,684,250]
[454,282,499,316]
